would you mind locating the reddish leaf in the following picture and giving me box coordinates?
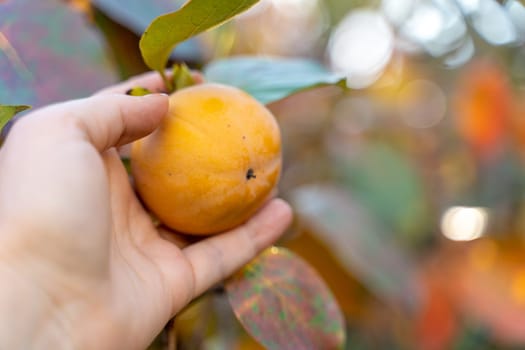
[451,238,525,346]
[413,275,457,350]
[0,0,117,107]
[226,247,346,350]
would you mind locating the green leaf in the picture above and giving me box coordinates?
[0,104,30,130]
[204,56,347,105]
[226,247,346,350]
[121,157,132,174]
[139,0,259,85]
[125,86,153,96]
[335,142,429,245]
[172,63,196,91]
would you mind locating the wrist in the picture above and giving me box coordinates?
[0,255,128,350]
[0,260,75,349]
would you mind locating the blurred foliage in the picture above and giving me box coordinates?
[3,0,525,349]
[92,7,149,79]
[0,0,117,107]
[92,0,203,62]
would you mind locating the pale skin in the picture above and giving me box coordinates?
[0,72,293,349]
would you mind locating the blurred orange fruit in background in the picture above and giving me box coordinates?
[453,59,512,158]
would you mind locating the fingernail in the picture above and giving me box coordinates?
[270,199,293,221]
[251,199,293,249]
[143,93,169,98]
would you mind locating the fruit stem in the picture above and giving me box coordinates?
[160,70,174,93]
[167,318,177,350]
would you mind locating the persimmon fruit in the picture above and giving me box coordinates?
[131,83,282,235]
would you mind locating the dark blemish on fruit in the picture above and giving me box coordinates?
[246,168,256,180]
[125,89,133,95]
[168,172,172,177]
[227,124,231,128]
[242,136,246,140]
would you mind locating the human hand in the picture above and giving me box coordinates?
[0,72,292,349]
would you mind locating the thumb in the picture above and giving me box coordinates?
[38,93,169,151]
[76,93,169,151]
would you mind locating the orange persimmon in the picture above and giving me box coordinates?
[131,83,282,235]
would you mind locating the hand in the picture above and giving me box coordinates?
[0,72,292,350]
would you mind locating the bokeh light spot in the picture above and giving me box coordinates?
[469,0,517,45]
[399,80,447,129]
[443,36,475,68]
[331,97,375,135]
[381,0,415,26]
[456,0,481,14]
[329,10,393,89]
[270,0,318,16]
[402,3,444,42]
[506,0,525,41]
[233,0,326,56]
[441,206,489,241]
